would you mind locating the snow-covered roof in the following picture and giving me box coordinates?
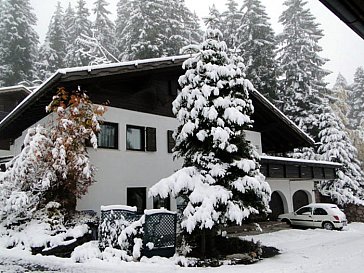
[261,155,342,167]
[0,85,32,94]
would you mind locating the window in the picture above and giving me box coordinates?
[296,207,312,215]
[98,122,118,149]
[313,208,328,215]
[153,195,170,210]
[127,187,146,213]
[126,125,156,152]
[167,130,175,153]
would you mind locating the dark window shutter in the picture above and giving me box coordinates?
[167,130,175,153]
[146,127,157,151]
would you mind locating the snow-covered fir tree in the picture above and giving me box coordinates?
[0,0,39,86]
[64,2,76,45]
[38,2,67,80]
[236,0,279,102]
[348,67,364,129]
[277,0,330,140]
[330,73,351,127]
[203,4,223,30]
[221,0,242,49]
[92,0,117,58]
[117,0,201,60]
[115,0,131,58]
[150,28,271,256]
[317,104,364,206]
[65,0,92,66]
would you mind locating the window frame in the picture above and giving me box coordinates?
[97,121,119,149]
[126,125,145,151]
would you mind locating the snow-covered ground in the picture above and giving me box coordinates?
[1,223,364,273]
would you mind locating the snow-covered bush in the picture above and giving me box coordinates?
[149,28,271,257]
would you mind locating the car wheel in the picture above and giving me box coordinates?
[282,218,291,226]
[322,222,334,230]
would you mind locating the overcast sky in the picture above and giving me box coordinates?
[30,0,364,87]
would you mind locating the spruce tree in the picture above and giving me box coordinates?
[348,67,364,129]
[93,0,117,58]
[237,0,279,102]
[277,0,329,140]
[203,4,223,30]
[318,104,364,206]
[0,0,39,86]
[221,0,242,49]
[65,0,92,66]
[115,0,131,58]
[150,29,271,256]
[38,2,67,80]
[330,73,351,127]
[64,3,76,46]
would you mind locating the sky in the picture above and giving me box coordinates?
[29,0,364,87]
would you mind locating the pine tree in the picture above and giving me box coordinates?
[38,2,67,80]
[237,0,279,102]
[318,104,364,206]
[115,0,131,58]
[277,0,329,140]
[330,73,351,127]
[64,2,76,46]
[221,0,242,49]
[93,0,117,58]
[65,0,92,66]
[203,4,223,30]
[348,67,364,129]
[0,0,39,86]
[150,29,271,257]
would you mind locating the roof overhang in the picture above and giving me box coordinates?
[0,85,32,95]
[319,0,364,40]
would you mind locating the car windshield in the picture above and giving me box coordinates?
[296,207,312,215]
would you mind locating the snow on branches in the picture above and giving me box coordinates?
[0,87,106,226]
[150,28,271,234]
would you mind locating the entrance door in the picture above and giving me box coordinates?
[293,190,309,211]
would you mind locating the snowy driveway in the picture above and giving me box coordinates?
[1,223,364,273]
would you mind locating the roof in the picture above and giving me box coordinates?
[261,155,342,168]
[0,85,32,95]
[319,0,364,40]
[0,55,314,152]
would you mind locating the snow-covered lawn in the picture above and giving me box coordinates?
[1,223,364,272]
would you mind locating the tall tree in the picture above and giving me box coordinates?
[330,73,351,127]
[150,28,271,257]
[93,0,117,58]
[38,2,67,80]
[237,0,279,102]
[277,0,329,140]
[221,0,242,49]
[0,0,39,86]
[203,4,223,30]
[65,0,92,66]
[64,2,76,46]
[348,67,364,129]
[115,0,131,58]
[317,104,364,206]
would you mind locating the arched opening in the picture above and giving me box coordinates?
[292,190,310,211]
[269,191,287,220]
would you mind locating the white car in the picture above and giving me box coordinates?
[278,203,347,230]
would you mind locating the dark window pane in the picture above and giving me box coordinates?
[98,122,118,149]
[126,125,144,151]
[313,208,328,215]
[146,127,157,151]
[167,130,175,153]
[296,207,311,215]
[127,187,146,213]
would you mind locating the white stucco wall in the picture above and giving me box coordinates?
[268,179,315,213]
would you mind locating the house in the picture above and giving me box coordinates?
[0,85,32,167]
[0,55,340,218]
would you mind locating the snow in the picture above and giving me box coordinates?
[144,208,176,215]
[101,205,137,212]
[261,155,342,167]
[1,223,364,272]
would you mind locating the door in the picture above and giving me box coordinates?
[291,206,313,227]
[312,207,329,227]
